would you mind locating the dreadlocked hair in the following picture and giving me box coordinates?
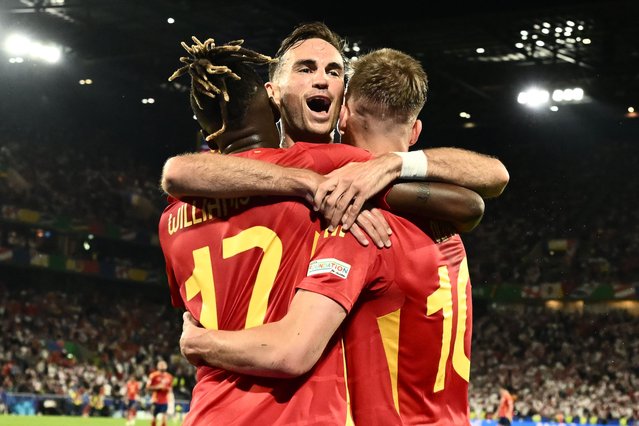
[169,36,276,142]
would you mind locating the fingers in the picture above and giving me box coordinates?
[340,198,364,231]
[369,208,392,237]
[355,210,391,248]
[348,223,369,247]
[313,179,336,212]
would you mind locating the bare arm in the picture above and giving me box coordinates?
[161,152,320,201]
[385,182,485,233]
[180,290,346,378]
[315,147,508,229]
[424,147,509,199]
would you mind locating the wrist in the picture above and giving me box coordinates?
[392,150,428,179]
[285,168,319,199]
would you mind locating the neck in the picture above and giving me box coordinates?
[220,133,280,155]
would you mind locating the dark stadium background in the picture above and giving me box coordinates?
[1,0,637,424]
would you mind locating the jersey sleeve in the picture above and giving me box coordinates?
[296,228,393,312]
[239,143,374,174]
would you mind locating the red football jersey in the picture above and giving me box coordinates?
[346,224,472,425]
[147,371,173,404]
[126,380,140,401]
[158,143,372,425]
[297,211,471,425]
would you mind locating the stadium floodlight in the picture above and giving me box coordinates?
[32,42,61,63]
[517,88,550,108]
[551,87,584,103]
[4,33,62,63]
[5,34,31,55]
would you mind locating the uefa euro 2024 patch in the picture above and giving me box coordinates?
[307,258,351,279]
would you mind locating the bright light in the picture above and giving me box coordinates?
[518,88,550,107]
[550,106,559,112]
[552,89,564,102]
[541,28,549,34]
[459,112,471,119]
[515,43,524,48]
[543,22,551,28]
[551,88,585,103]
[536,40,545,47]
[566,20,575,26]
[582,38,591,45]
[476,48,485,54]
[5,34,31,55]
[142,98,155,104]
[520,30,528,36]
[85,79,93,85]
[167,17,175,24]
[142,99,148,104]
[4,34,62,63]
[33,43,61,63]
[147,98,155,104]
[629,107,635,113]
[83,241,91,251]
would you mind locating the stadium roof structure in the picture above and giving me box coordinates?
[1,0,637,145]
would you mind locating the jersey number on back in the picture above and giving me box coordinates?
[426,257,471,392]
[184,226,282,330]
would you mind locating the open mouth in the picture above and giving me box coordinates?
[307,96,331,113]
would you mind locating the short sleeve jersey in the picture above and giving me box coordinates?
[297,211,472,425]
[158,142,372,426]
[126,380,140,401]
[147,371,174,404]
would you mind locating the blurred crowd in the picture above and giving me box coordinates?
[470,304,639,423]
[0,280,195,416]
[2,129,638,291]
[1,279,637,422]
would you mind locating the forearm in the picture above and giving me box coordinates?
[384,182,484,233]
[181,291,346,378]
[184,323,303,378]
[161,152,317,200]
[423,147,510,198]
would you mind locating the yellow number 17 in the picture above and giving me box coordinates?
[184,226,283,330]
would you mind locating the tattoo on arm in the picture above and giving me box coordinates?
[416,183,431,204]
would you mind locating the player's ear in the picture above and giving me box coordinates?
[409,119,422,147]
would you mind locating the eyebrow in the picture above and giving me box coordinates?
[294,58,344,72]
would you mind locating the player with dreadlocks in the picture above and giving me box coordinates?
[159,35,486,425]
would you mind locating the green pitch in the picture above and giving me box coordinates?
[0,415,185,426]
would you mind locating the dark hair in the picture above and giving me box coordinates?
[169,37,276,142]
[269,21,347,80]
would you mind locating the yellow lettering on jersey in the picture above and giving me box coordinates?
[185,246,218,330]
[310,231,320,258]
[167,212,179,235]
[191,204,202,224]
[427,266,453,393]
[183,203,193,228]
[223,226,282,329]
[322,226,345,239]
[452,257,470,382]
[377,309,401,414]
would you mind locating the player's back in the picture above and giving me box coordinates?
[159,192,347,425]
[344,214,472,426]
